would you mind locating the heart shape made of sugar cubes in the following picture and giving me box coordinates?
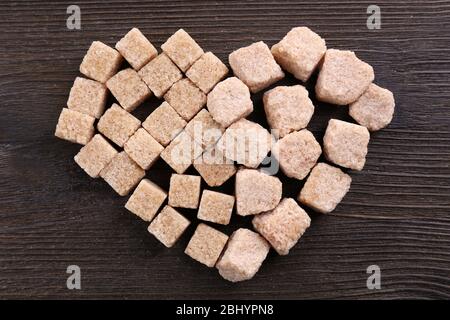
[55,27,395,283]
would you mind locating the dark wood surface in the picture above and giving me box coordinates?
[1,0,449,299]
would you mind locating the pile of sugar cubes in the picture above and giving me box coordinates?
[55,26,395,282]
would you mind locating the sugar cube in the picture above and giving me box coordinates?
[185,223,229,267]
[100,151,145,196]
[235,168,282,216]
[186,52,229,93]
[97,104,141,147]
[184,109,224,149]
[252,198,311,255]
[298,162,351,213]
[160,131,204,174]
[229,41,284,93]
[74,134,118,178]
[168,173,201,209]
[349,83,395,131]
[263,85,314,138]
[125,179,167,222]
[124,128,164,170]
[193,148,237,187]
[271,27,327,82]
[142,101,187,147]
[273,129,322,180]
[138,53,183,98]
[315,49,374,105]
[164,78,207,121]
[197,190,234,225]
[216,228,270,282]
[148,205,190,248]
[67,77,108,119]
[206,77,253,128]
[80,41,122,83]
[55,108,95,145]
[323,119,370,171]
[216,118,273,169]
[161,29,204,72]
[115,27,158,70]
[106,68,151,112]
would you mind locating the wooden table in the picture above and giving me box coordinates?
[1,0,449,299]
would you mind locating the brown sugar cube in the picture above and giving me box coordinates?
[298,162,351,213]
[115,27,158,70]
[161,29,204,72]
[193,148,237,187]
[100,151,145,196]
[97,104,141,147]
[349,83,395,131]
[124,128,164,170]
[106,68,151,112]
[323,119,370,171]
[74,134,118,178]
[67,77,108,119]
[185,223,229,267]
[142,101,187,147]
[207,77,253,128]
[216,228,270,282]
[197,190,235,225]
[263,85,314,138]
[186,52,229,93]
[148,205,190,248]
[235,168,282,216]
[216,118,273,169]
[252,198,311,255]
[168,174,201,209]
[184,109,224,149]
[79,41,122,84]
[164,78,207,121]
[55,108,95,145]
[138,53,183,98]
[229,41,284,93]
[272,129,322,180]
[125,179,167,222]
[315,49,374,105]
[160,131,204,174]
[271,26,327,82]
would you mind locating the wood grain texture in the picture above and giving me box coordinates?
[1,0,450,299]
